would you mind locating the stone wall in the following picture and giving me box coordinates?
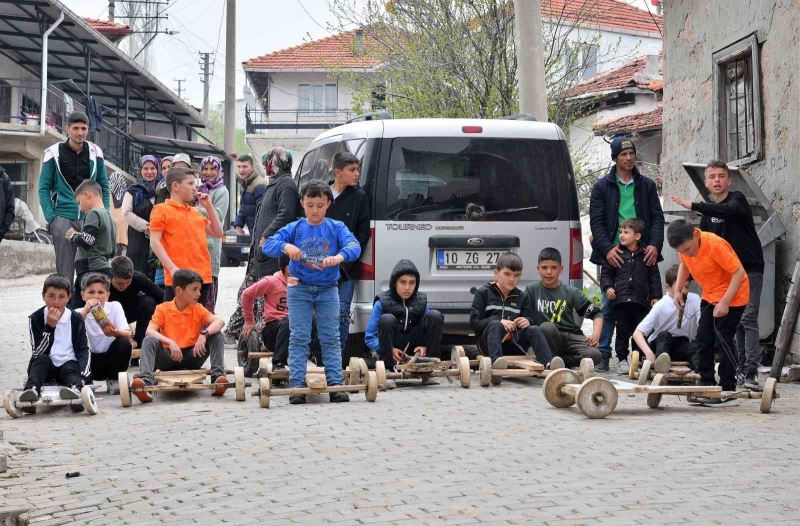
[661,0,800,360]
[0,240,55,278]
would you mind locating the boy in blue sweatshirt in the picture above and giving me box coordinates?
[262,180,361,404]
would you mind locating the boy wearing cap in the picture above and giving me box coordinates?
[589,136,664,373]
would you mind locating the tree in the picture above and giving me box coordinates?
[207,108,247,156]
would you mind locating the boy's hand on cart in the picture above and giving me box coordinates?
[413,346,427,357]
[392,348,406,363]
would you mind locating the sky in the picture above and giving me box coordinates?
[63,0,343,109]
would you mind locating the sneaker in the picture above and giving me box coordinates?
[688,396,739,407]
[492,357,508,369]
[596,356,610,372]
[329,391,350,403]
[743,375,761,390]
[289,394,307,405]
[653,354,672,374]
[19,388,39,402]
[130,378,153,403]
[59,386,81,400]
[106,380,120,395]
[211,376,229,397]
[548,356,565,370]
[617,359,629,375]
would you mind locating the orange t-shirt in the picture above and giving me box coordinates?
[149,199,212,286]
[679,229,750,307]
[151,300,212,349]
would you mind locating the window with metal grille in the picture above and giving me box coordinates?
[713,33,762,165]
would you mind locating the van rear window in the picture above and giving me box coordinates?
[385,137,573,221]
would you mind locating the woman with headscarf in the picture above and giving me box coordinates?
[197,156,229,312]
[160,155,173,177]
[225,147,300,341]
[122,155,162,276]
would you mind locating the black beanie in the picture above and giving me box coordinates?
[610,136,636,160]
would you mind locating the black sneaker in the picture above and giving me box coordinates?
[329,391,350,403]
[289,394,307,405]
[743,375,761,390]
[596,356,610,372]
[19,388,39,402]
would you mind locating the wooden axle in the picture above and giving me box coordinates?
[255,384,370,396]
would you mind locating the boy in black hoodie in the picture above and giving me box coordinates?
[20,274,90,403]
[470,252,553,367]
[600,218,662,374]
[365,259,444,371]
[327,152,371,359]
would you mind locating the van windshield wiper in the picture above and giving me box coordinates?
[468,205,538,220]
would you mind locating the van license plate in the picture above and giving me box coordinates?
[436,250,501,270]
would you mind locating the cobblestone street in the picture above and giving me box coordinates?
[1,268,798,525]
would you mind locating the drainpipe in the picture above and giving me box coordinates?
[2,11,65,137]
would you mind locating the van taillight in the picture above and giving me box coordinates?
[569,227,583,281]
[356,227,375,280]
[462,126,483,133]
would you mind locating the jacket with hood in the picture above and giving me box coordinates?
[327,183,371,282]
[37,141,110,223]
[27,306,91,382]
[469,281,535,337]
[250,172,301,279]
[234,174,268,233]
[365,259,429,352]
[600,244,662,309]
[0,167,14,241]
[241,269,288,325]
[589,165,664,265]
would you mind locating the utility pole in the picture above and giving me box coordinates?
[174,78,185,99]
[513,0,548,121]
[199,52,213,119]
[108,0,115,22]
[224,0,236,218]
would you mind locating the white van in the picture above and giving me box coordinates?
[296,117,583,355]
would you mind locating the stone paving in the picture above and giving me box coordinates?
[0,268,798,525]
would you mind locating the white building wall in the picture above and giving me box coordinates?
[268,72,352,112]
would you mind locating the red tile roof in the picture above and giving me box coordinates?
[569,55,662,98]
[593,105,662,136]
[243,30,381,71]
[541,0,662,36]
[83,17,133,37]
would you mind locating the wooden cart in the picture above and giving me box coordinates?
[118,368,248,407]
[252,357,378,408]
[374,352,471,390]
[4,385,97,418]
[543,368,779,419]
[476,355,595,387]
[237,332,273,377]
[628,351,700,385]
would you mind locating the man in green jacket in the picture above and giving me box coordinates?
[38,111,110,286]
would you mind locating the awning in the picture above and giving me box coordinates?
[130,135,227,161]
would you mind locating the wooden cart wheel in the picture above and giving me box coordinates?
[3,390,21,419]
[257,358,272,379]
[628,351,640,379]
[452,346,466,361]
[490,357,505,385]
[579,358,595,381]
[638,360,652,385]
[234,367,246,401]
[478,357,492,387]
[575,377,618,419]
[258,377,271,409]
[458,356,471,388]
[647,373,667,408]
[81,386,98,415]
[347,357,360,385]
[358,358,369,383]
[375,361,387,390]
[760,377,777,414]
[542,368,580,408]
[365,371,378,402]
[118,371,132,407]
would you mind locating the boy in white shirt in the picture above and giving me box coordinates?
[633,265,701,373]
[79,273,132,394]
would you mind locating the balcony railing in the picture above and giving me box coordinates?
[246,107,354,133]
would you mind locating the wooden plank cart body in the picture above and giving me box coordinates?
[374,350,471,390]
[628,351,700,385]
[238,332,273,377]
[4,385,97,418]
[477,354,595,387]
[543,368,779,419]
[118,368,248,407]
[253,357,378,408]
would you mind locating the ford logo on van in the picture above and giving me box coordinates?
[467,237,485,246]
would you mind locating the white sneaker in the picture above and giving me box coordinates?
[106,379,120,395]
[617,360,629,375]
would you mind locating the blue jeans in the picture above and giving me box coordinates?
[287,283,344,388]
[599,294,614,357]
[337,279,356,355]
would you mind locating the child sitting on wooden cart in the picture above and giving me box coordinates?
[131,269,227,403]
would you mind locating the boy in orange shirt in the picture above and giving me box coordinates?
[149,166,223,311]
[667,219,749,400]
[131,269,227,402]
